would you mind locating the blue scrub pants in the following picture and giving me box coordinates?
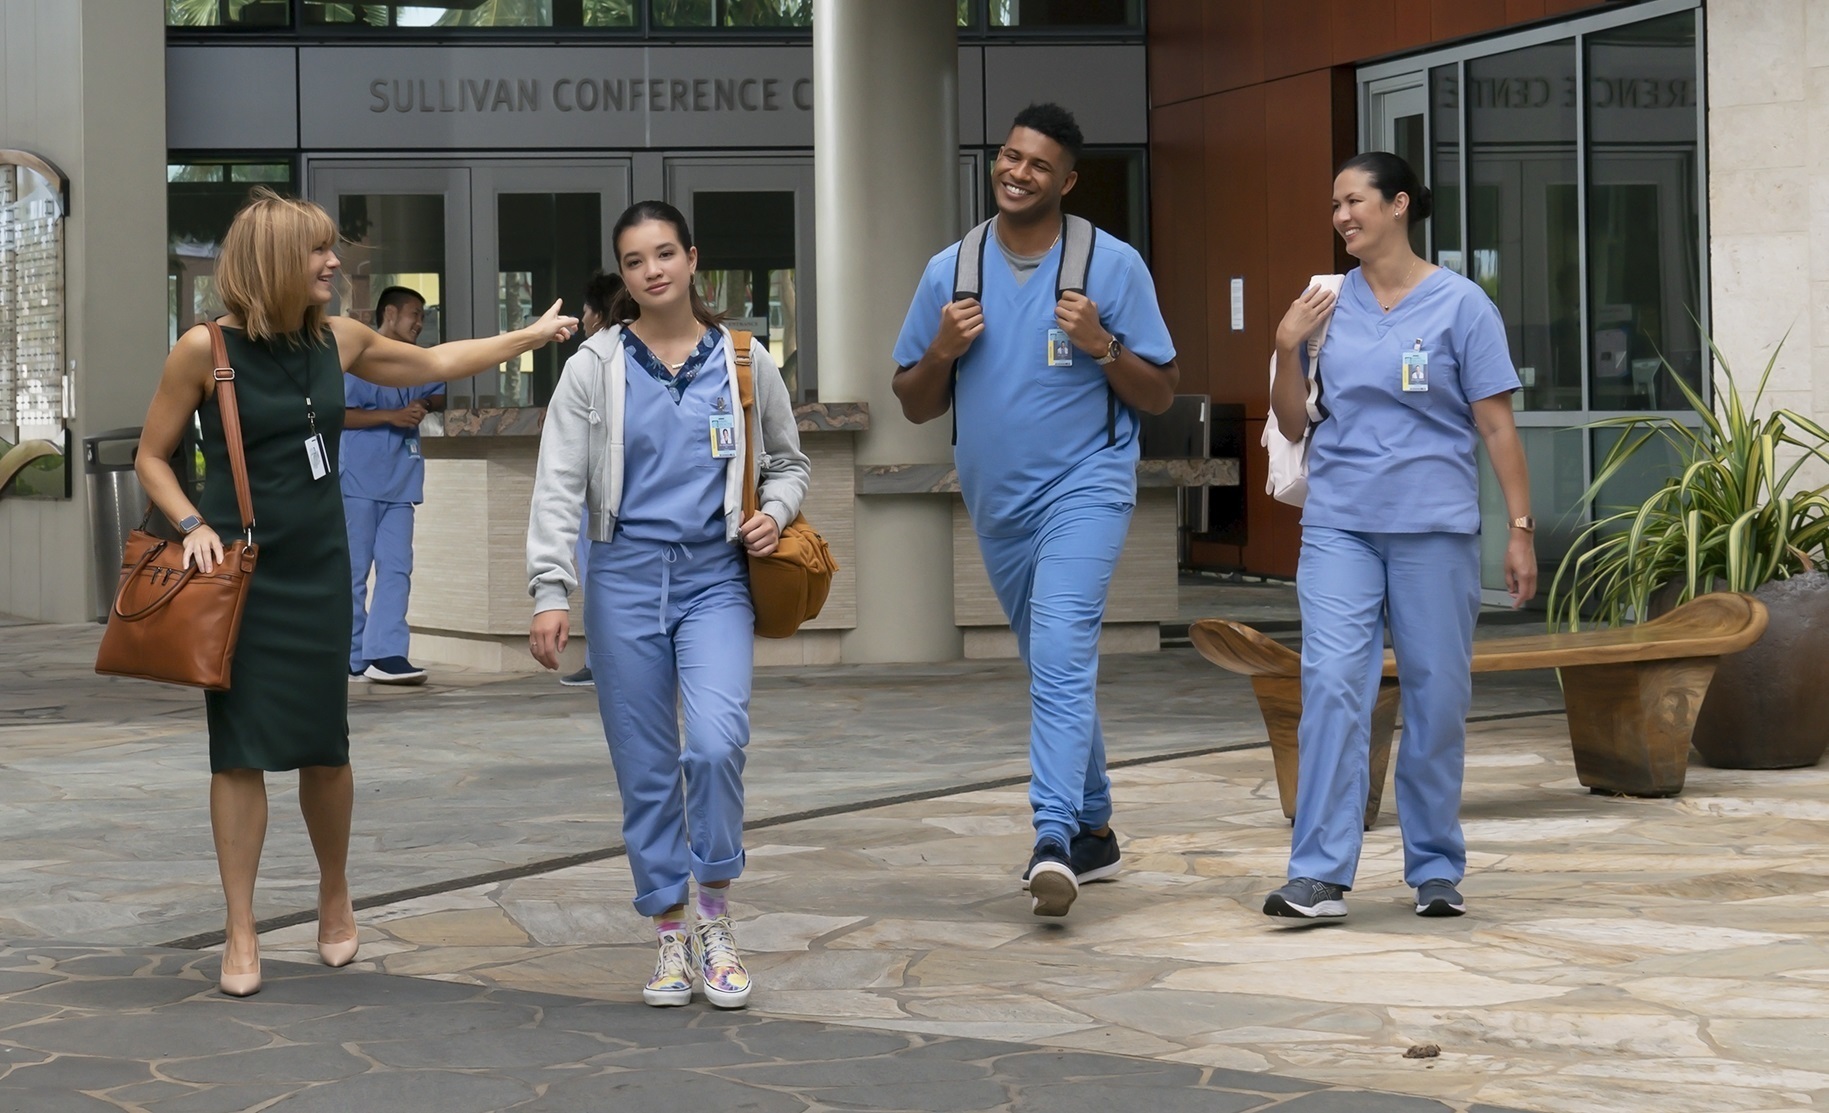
[977,500,1130,850]
[584,535,753,917]
[1290,527,1481,889]
[346,496,416,672]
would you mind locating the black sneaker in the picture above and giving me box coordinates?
[1415,879,1466,917]
[1024,840,1078,918]
[364,656,427,685]
[560,666,595,688]
[1263,877,1348,920]
[1024,827,1122,891]
[348,668,369,684]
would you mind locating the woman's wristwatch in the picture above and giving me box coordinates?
[178,514,204,535]
[1510,515,1535,533]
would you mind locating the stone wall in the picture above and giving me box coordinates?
[1706,0,1829,489]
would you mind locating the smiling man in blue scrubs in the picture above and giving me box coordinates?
[892,104,1179,918]
[342,285,445,686]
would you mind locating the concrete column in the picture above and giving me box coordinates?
[814,0,963,662]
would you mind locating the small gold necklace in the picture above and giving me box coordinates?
[1374,256,1421,313]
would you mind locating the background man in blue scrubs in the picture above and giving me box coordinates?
[892,104,1179,918]
[343,285,444,686]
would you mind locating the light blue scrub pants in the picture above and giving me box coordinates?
[345,496,416,672]
[584,535,753,917]
[977,500,1131,851]
[1290,527,1482,889]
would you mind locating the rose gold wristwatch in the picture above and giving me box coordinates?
[1510,516,1535,532]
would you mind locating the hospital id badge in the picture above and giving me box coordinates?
[708,412,737,459]
[406,436,422,459]
[1401,342,1429,393]
[1046,328,1075,367]
[304,433,329,480]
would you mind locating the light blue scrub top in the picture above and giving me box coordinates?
[893,232,1177,538]
[338,376,445,504]
[614,332,731,546]
[1303,268,1520,535]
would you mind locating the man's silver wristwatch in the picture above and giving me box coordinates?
[1096,336,1122,366]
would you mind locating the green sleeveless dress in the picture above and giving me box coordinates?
[198,327,351,772]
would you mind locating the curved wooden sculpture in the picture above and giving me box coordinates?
[1192,593,1770,815]
[0,439,60,498]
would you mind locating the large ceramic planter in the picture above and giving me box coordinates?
[1688,571,1829,769]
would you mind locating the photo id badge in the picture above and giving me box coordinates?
[304,433,329,480]
[1401,341,1429,393]
[406,436,422,459]
[1046,328,1075,367]
[709,412,737,459]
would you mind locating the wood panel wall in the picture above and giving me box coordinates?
[1146,0,1612,576]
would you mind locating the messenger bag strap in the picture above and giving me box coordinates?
[203,320,256,534]
[731,329,759,523]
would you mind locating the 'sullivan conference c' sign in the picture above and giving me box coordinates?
[366,74,814,116]
[297,46,816,148]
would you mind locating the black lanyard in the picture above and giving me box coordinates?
[274,343,321,438]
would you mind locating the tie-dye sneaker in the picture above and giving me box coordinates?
[691,915,751,1009]
[642,929,693,1007]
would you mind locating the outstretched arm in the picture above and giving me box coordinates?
[334,300,578,387]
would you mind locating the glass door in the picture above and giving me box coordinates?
[1367,75,1429,257]
[308,165,471,351]
[663,157,816,400]
[472,163,631,408]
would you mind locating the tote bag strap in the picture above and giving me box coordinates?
[731,329,759,522]
[203,320,256,535]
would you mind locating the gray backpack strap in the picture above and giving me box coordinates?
[948,218,995,445]
[1055,214,1096,297]
[1054,215,1117,447]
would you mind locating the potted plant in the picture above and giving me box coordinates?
[1548,336,1829,769]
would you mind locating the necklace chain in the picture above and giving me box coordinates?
[1374,256,1422,313]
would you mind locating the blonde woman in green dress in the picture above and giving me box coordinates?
[136,188,577,997]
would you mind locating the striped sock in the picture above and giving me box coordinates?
[655,913,686,939]
[696,886,728,922]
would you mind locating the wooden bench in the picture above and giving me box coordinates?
[1190,592,1769,827]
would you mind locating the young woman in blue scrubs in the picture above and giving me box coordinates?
[526,202,810,1007]
[1265,152,1537,922]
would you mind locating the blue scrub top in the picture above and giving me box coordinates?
[1302,267,1520,535]
[338,375,445,504]
[614,335,731,546]
[893,231,1176,538]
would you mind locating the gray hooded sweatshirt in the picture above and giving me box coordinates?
[526,324,811,615]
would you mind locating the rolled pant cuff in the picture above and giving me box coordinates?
[692,847,745,885]
[632,881,692,918]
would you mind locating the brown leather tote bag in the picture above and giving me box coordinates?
[95,320,260,690]
[731,329,836,639]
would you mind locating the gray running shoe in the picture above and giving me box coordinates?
[1263,877,1348,919]
[560,666,595,687]
[1415,879,1467,917]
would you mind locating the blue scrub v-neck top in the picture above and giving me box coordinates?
[1303,267,1519,535]
[893,231,1176,538]
[615,336,732,546]
[339,375,445,504]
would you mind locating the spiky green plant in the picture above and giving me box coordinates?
[1547,335,1829,631]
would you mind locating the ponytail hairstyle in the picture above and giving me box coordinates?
[608,200,723,330]
[1336,151,1434,226]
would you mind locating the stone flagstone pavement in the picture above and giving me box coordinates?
[4,596,1828,1111]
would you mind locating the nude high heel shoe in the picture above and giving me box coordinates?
[317,935,359,968]
[219,945,262,997]
[317,899,360,968]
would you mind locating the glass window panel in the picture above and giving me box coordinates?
[167,159,297,345]
[1586,11,1703,412]
[1479,426,1586,588]
[494,192,601,406]
[650,0,812,27]
[167,0,291,27]
[989,0,1139,28]
[300,1,635,27]
[691,190,802,395]
[1062,149,1145,250]
[1466,40,1581,414]
[334,194,449,349]
[1430,64,1463,277]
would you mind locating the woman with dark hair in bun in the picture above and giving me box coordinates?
[1263,151,1536,923]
